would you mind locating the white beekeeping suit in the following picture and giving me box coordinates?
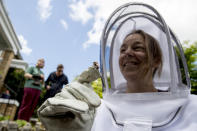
[92,2,197,131]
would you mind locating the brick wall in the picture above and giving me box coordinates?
[0,50,14,92]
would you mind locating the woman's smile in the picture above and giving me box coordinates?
[123,60,139,69]
[119,33,147,76]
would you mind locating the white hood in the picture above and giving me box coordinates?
[99,2,191,130]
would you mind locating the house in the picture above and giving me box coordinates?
[0,0,28,92]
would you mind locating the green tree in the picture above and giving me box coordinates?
[92,78,103,98]
[4,68,26,97]
[177,41,197,94]
[91,76,111,98]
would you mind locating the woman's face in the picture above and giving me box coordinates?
[119,33,147,80]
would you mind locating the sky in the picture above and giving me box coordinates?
[4,0,197,81]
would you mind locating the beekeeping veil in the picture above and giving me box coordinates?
[99,2,191,130]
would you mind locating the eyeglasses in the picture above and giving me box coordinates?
[58,70,63,73]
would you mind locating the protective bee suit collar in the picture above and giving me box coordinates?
[96,2,191,131]
[92,96,197,131]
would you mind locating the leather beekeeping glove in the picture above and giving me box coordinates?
[38,62,101,131]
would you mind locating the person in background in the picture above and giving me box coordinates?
[18,58,45,121]
[1,90,10,99]
[44,64,68,101]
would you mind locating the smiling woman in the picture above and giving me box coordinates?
[119,30,163,93]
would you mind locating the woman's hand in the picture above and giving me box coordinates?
[38,63,101,131]
[38,82,101,131]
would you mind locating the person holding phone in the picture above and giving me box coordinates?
[18,58,45,121]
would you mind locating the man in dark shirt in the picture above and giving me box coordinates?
[44,64,68,100]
